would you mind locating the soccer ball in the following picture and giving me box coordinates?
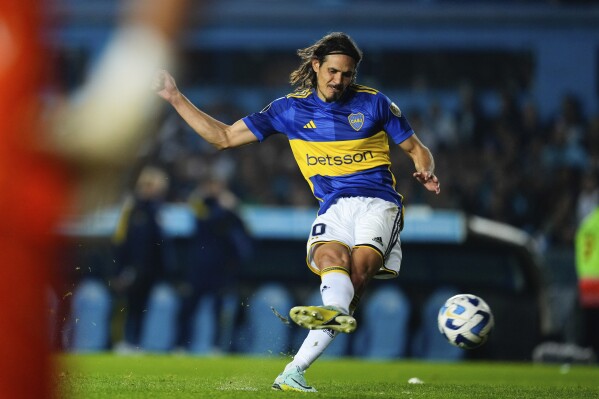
[437,294,494,349]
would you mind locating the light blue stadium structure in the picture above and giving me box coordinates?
[70,278,112,352]
[349,285,410,359]
[411,286,464,361]
[240,283,294,356]
[140,283,181,352]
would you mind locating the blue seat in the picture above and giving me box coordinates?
[70,279,111,352]
[291,289,350,358]
[188,294,217,354]
[183,291,241,355]
[140,283,180,352]
[217,291,240,353]
[354,285,410,359]
[242,283,293,356]
[412,287,464,361]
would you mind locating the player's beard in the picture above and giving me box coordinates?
[325,84,346,102]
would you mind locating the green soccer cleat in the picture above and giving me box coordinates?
[289,305,357,333]
[272,365,317,393]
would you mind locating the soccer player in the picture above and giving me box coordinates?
[154,32,440,392]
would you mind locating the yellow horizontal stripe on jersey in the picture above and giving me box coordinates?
[289,130,391,179]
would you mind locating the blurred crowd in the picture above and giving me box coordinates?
[131,84,598,251]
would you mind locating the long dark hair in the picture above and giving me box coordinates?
[289,32,363,91]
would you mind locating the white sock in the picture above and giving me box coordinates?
[285,329,337,372]
[284,268,352,373]
[320,268,354,314]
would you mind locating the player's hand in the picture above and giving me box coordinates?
[413,171,440,194]
[152,69,179,102]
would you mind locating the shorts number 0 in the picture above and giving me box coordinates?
[312,223,326,236]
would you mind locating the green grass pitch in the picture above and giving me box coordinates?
[57,354,598,399]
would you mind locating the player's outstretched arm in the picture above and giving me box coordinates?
[399,134,441,194]
[153,70,258,150]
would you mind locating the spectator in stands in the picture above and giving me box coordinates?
[520,100,544,148]
[495,88,523,132]
[455,81,487,146]
[112,165,177,349]
[551,94,588,170]
[424,100,458,151]
[177,178,253,352]
[577,172,599,226]
[586,115,599,171]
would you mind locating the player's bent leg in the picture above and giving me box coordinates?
[289,305,357,333]
[272,365,317,392]
[350,246,383,299]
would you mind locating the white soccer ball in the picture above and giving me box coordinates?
[437,294,494,349]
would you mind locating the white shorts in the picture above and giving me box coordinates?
[306,196,403,279]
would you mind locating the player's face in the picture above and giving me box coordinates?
[312,54,356,102]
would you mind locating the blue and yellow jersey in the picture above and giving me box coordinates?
[243,84,414,214]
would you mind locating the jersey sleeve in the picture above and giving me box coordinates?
[376,93,414,145]
[242,97,289,142]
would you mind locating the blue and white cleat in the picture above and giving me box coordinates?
[272,366,317,392]
[289,305,357,334]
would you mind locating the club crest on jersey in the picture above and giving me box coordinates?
[348,113,365,131]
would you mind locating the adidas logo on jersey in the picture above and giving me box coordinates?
[372,237,383,245]
[303,120,316,129]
